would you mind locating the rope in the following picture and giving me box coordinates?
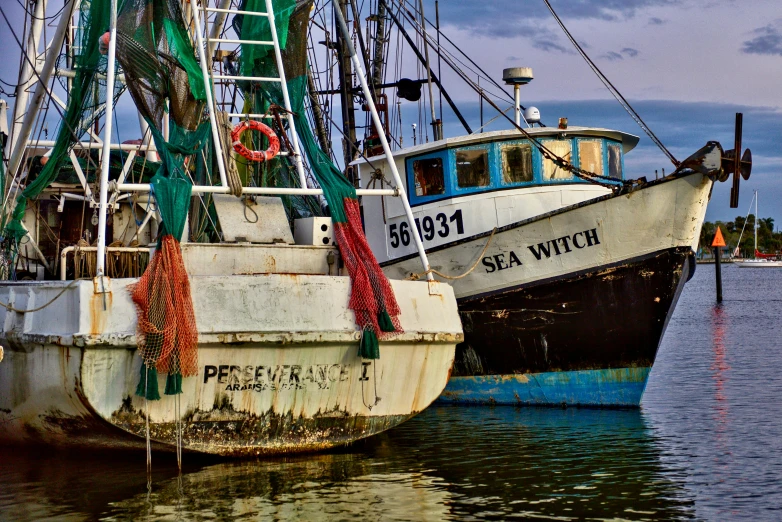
[216,111,243,197]
[0,277,85,313]
[145,368,151,476]
[406,227,497,281]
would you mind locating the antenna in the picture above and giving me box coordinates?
[503,67,533,127]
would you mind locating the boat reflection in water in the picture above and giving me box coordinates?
[0,406,694,520]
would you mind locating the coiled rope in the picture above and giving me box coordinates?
[217,111,244,197]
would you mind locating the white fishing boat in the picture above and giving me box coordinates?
[734,190,782,268]
[0,0,462,457]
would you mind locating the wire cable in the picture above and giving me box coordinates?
[542,0,679,167]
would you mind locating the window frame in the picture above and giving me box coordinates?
[575,138,605,180]
[605,140,625,180]
[450,144,495,196]
[539,137,578,184]
[406,149,451,205]
[497,139,539,187]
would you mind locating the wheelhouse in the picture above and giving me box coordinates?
[407,135,627,206]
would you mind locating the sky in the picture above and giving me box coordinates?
[405,0,782,224]
[1,0,781,224]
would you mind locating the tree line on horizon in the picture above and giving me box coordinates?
[698,215,780,257]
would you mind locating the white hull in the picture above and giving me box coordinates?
[0,269,461,456]
[380,172,712,300]
[735,259,782,268]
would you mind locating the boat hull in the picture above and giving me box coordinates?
[382,172,711,407]
[735,260,782,268]
[0,275,461,456]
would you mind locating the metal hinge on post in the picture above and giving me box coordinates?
[93,275,112,294]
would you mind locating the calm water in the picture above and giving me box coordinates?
[2,264,781,521]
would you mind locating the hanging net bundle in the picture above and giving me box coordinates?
[114,0,208,398]
[237,0,402,358]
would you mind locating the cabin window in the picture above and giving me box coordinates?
[412,157,445,196]
[542,140,573,180]
[608,143,623,179]
[578,140,603,176]
[455,148,490,188]
[500,143,534,184]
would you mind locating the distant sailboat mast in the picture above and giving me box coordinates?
[755,189,759,253]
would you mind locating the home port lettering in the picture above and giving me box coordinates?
[483,228,600,273]
[203,364,352,392]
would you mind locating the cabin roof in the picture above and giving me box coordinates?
[351,126,640,166]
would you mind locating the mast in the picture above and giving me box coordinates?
[7,0,77,181]
[418,0,441,140]
[8,0,48,160]
[334,5,433,282]
[755,189,758,253]
[335,0,357,173]
[380,0,472,134]
[371,0,389,87]
[307,69,331,155]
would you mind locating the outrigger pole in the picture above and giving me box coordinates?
[333,5,434,282]
[95,0,119,279]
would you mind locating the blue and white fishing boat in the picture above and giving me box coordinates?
[332,4,750,407]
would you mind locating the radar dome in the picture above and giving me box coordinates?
[524,106,541,124]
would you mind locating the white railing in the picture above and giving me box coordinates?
[60,246,151,280]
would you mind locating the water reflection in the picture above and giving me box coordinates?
[710,304,730,447]
[0,406,695,521]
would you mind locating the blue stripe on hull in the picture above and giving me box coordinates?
[438,367,652,407]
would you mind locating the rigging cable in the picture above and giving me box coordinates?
[381,0,628,190]
[396,0,513,103]
[542,0,679,167]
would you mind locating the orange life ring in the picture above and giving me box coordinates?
[231,120,280,162]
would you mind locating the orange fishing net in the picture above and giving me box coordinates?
[130,235,198,379]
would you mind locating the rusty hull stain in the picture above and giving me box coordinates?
[89,292,113,336]
[110,398,414,457]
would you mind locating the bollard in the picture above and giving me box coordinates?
[711,227,726,303]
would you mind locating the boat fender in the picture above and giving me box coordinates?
[231,120,280,162]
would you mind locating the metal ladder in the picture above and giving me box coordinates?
[190,0,309,190]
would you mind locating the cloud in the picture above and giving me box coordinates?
[533,39,573,54]
[600,48,640,61]
[601,51,624,61]
[621,47,639,57]
[433,0,679,39]
[741,22,782,56]
[648,17,666,25]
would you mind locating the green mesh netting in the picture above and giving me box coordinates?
[234,0,296,77]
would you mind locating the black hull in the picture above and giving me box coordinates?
[453,247,694,377]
